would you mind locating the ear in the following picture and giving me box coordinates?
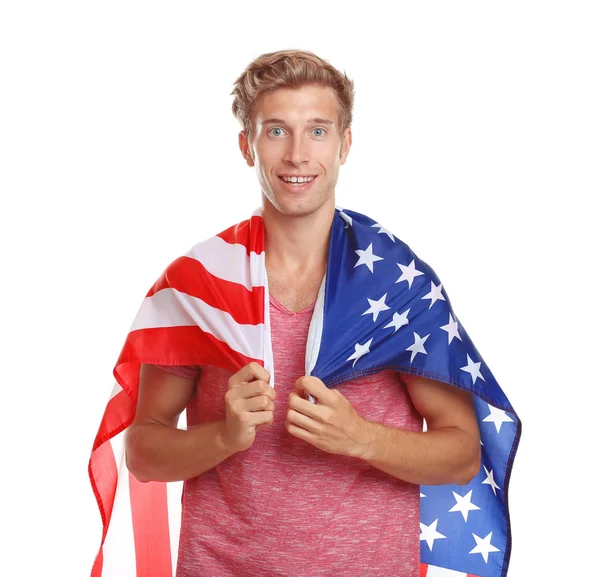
[238,131,255,167]
[339,126,352,164]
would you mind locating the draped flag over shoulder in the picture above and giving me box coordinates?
[89,207,520,577]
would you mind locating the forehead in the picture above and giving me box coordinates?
[254,84,339,126]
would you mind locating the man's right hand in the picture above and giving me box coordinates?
[222,362,275,452]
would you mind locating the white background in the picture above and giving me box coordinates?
[1,2,598,576]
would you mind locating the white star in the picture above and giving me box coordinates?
[346,338,374,368]
[420,492,426,498]
[482,465,500,496]
[469,532,500,563]
[339,211,353,228]
[421,281,446,309]
[371,222,395,242]
[384,309,410,334]
[449,490,481,522]
[440,312,462,345]
[419,519,446,551]
[483,404,514,433]
[460,354,485,385]
[354,243,384,273]
[406,332,430,363]
[362,293,391,322]
[395,260,425,289]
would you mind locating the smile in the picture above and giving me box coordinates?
[278,175,318,191]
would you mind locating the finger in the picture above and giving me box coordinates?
[250,410,274,428]
[242,395,275,413]
[229,362,271,389]
[238,380,276,401]
[286,408,322,434]
[243,361,271,384]
[288,391,322,420]
[295,376,334,405]
[285,421,314,443]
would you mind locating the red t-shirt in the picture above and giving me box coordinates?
[159,294,422,576]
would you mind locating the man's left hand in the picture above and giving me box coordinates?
[285,376,374,458]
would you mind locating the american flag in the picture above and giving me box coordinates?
[89,207,520,577]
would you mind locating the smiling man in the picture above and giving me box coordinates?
[122,49,481,577]
[241,82,351,314]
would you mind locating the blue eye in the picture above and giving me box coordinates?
[268,127,327,137]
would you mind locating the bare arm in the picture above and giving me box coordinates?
[362,376,481,485]
[125,364,233,482]
[125,362,276,483]
[286,374,480,486]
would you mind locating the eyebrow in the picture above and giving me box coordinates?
[260,117,335,127]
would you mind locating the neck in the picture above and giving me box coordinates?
[262,199,334,276]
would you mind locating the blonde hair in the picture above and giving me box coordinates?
[230,49,355,147]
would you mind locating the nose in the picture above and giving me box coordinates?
[283,133,310,166]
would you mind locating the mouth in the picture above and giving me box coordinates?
[277,175,318,192]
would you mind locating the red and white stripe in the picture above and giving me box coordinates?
[89,209,483,577]
[88,214,267,577]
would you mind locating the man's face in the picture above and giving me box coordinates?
[239,84,352,218]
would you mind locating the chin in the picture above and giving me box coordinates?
[266,189,333,218]
[274,202,317,217]
[272,194,330,217]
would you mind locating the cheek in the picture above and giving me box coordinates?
[322,151,340,169]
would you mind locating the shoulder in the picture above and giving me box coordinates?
[155,364,202,379]
[403,373,478,433]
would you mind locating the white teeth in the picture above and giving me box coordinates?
[282,176,314,183]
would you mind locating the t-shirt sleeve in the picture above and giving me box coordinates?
[398,371,419,385]
[155,364,202,379]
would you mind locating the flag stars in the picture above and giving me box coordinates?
[420,519,446,551]
[406,332,430,363]
[384,309,410,334]
[449,490,481,522]
[362,294,391,322]
[346,338,374,368]
[354,243,384,273]
[460,354,485,385]
[371,222,395,242]
[421,281,446,309]
[395,260,425,289]
[483,405,514,433]
[469,532,500,563]
[482,465,500,496]
[440,312,462,345]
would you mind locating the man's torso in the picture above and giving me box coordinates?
[174,293,422,577]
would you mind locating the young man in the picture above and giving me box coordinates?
[124,50,481,576]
